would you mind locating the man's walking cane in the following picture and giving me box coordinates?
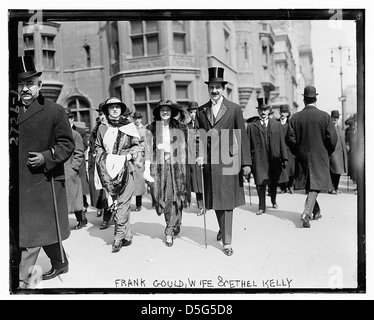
[51,176,65,264]
[200,164,208,249]
[248,172,252,206]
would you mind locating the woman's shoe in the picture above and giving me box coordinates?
[100,220,109,230]
[165,235,174,247]
[73,219,88,230]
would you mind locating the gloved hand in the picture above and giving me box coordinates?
[243,166,251,176]
[196,156,204,167]
[143,160,155,183]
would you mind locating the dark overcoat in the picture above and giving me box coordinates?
[286,105,337,191]
[279,119,295,180]
[18,95,74,248]
[64,129,84,212]
[196,97,252,210]
[187,119,203,193]
[330,125,348,174]
[246,117,288,185]
[73,125,90,196]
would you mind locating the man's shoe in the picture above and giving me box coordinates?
[313,211,322,220]
[301,213,311,228]
[96,209,103,217]
[100,221,109,230]
[42,266,69,281]
[217,230,222,241]
[256,209,265,215]
[73,219,88,230]
[173,225,181,236]
[135,206,142,212]
[223,247,234,256]
[197,208,204,216]
[272,203,278,209]
[165,235,174,247]
[329,190,338,195]
[112,240,122,253]
[122,239,132,247]
[289,188,294,194]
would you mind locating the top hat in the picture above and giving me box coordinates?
[65,107,75,118]
[133,111,143,119]
[18,56,42,80]
[280,105,290,113]
[302,86,319,98]
[331,110,340,118]
[187,101,199,111]
[256,98,270,109]
[153,99,180,119]
[204,67,228,85]
[102,97,127,115]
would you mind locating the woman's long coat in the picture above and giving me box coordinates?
[18,95,74,248]
[279,119,295,181]
[330,125,348,175]
[246,117,288,186]
[196,97,252,211]
[286,105,337,191]
[64,129,84,212]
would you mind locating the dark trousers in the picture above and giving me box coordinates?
[215,210,233,246]
[19,242,68,287]
[136,195,142,207]
[196,193,203,209]
[330,172,341,191]
[256,184,277,211]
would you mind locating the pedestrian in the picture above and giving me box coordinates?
[329,110,348,194]
[95,97,141,253]
[132,111,146,211]
[143,99,191,247]
[65,108,87,229]
[246,98,288,215]
[186,101,204,216]
[286,86,337,228]
[345,114,358,185]
[16,56,74,287]
[278,105,295,194]
[123,108,132,121]
[196,67,251,256]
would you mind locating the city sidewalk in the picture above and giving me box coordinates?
[31,175,359,293]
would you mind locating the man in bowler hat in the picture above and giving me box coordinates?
[196,67,251,256]
[286,86,337,228]
[329,110,348,194]
[246,98,288,215]
[16,56,74,287]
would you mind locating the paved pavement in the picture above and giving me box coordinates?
[31,175,359,293]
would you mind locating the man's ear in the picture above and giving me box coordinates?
[38,81,43,89]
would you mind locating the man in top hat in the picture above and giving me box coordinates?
[16,56,75,288]
[246,98,288,215]
[132,111,146,211]
[196,67,251,256]
[286,86,337,228]
[329,110,348,194]
[278,105,296,194]
[187,101,204,215]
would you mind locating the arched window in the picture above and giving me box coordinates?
[66,96,91,131]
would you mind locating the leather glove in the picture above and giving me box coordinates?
[143,160,155,183]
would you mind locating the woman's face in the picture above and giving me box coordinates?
[160,106,171,121]
[108,104,121,119]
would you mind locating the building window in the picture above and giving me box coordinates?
[114,86,122,101]
[226,87,233,101]
[24,34,35,60]
[41,34,56,69]
[130,21,159,57]
[176,83,189,108]
[133,84,162,123]
[67,96,91,131]
[83,42,91,68]
[110,22,120,63]
[262,43,268,66]
[173,21,186,54]
[224,29,231,64]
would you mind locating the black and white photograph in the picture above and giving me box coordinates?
[2,1,371,302]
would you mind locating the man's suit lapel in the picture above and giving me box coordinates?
[203,103,214,127]
[18,98,44,125]
[214,103,228,125]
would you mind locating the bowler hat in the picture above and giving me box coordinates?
[65,107,75,118]
[18,56,42,80]
[302,86,319,98]
[187,101,199,111]
[133,111,143,119]
[256,98,270,109]
[153,99,180,119]
[331,110,340,118]
[204,67,228,85]
[123,108,132,117]
[280,105,290,113]
[102,97,127,115]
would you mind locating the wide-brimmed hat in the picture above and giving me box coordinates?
[65,107,75,118]
[302,86,319,98]
[102,97,127,115]
[331,110,340,118]
[204,67,228,85]
[95,102,105,112]
[18,56,42,80]
[256,98,270,109]
[133,111,143,119]
[153,99,180,119]
[187,101,199,111]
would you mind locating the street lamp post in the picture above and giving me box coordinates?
[330,44,351,127]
